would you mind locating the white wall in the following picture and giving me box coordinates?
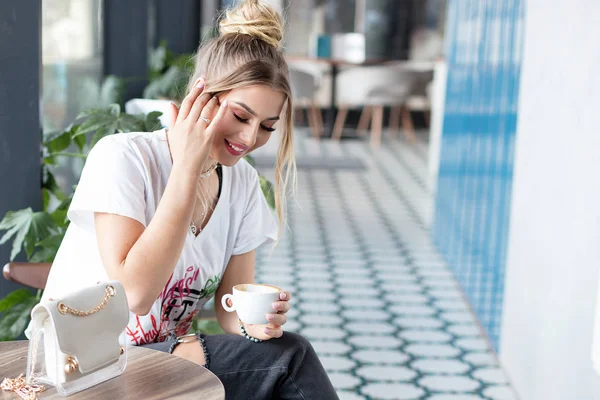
[500,1,600,399]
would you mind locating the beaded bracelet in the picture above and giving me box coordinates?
[238,319,262,343]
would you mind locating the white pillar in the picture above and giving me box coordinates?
[500,1,600,399]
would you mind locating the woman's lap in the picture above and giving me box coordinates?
[139,331,339,400]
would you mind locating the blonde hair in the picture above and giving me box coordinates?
[187,0,295,236]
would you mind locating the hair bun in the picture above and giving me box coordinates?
[219,0,284,49]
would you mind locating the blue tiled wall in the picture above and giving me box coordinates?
[434,0,524,351]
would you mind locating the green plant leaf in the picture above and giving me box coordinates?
[244,155,256,167]
[29,247,56,263]
[43,189,50,211]
[148,42,168,77]
[143,66,189,100]
[109,103,121,117]
[43,130,71,153]
[145,111,163,131]
[170,53,194,70]
[0,208,34,260]
[76,116,115,137]
[0,297,39,341]
[99,75,124,106]
[259,176,276,210]
[0,208,59,261]
[190,318,224,335]
[43,155,57,165]
[25,212,58,259]
[42,167,66,201]
[0,289,34,313]
[90,124,117,148]
[76,107,108,120]
[50,207,67,227]
[30,232,65,262]
[117,113,144,133]
[71,125,86,152]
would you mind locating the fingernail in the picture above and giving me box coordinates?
[280,292,287,300]
[264,328,271,334]
[221,99,228,108]
[195,78,204,89]
[267,314,275,321]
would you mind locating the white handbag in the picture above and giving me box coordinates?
[26,280,130,396]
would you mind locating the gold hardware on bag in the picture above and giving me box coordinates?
[57,285,116,316]
[64,357,78,375]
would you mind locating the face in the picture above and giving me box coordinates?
[210,84,286,167]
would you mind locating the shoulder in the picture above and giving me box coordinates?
[92,130,163,155]
[87,130,166,168]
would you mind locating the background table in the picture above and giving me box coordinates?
[0,341,225,400]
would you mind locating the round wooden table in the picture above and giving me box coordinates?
[0,341,225,400]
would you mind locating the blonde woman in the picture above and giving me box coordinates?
[32,1,338,398]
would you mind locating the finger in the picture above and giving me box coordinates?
[279,291,291,301]
[186,93,214,124]
[177,78,205,122]
[204,99,229,136]
[190,95,219,126]
[266,313,287,326]
[272,301,291,314]
[264,327,283,339]
[169,102,179,127]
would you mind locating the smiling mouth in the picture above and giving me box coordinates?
[225,139,247,155]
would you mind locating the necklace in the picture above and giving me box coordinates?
[190,168,219,237]
[200,162,219,179]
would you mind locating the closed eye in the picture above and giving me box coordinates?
[234,114,248,123]
[235,113,275,132]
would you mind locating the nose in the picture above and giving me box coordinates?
[238,124,258,148]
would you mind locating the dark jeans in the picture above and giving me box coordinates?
[140,332,339,400]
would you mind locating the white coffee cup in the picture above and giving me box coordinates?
[221,283,281,325]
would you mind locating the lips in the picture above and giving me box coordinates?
[224,139,247,156]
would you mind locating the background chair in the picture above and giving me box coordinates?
[332,65,416,147]
[288,67,323,139]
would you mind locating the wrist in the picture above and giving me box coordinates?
[238,320,262,343]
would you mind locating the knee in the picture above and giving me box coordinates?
[281,332,314,355]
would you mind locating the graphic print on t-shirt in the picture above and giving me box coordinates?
[125,266,221,345]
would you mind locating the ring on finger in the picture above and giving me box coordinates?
[199,115,211,124]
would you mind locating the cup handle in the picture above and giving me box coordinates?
[221,294,235,312]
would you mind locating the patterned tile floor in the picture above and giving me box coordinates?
[252,129,519,400]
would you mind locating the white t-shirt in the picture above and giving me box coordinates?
[30,129,277,345]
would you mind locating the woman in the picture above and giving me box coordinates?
[33,1,338,399]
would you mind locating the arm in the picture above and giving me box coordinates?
[94,164,196,315]
[93,79,228,315]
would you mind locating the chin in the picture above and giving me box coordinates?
[212,149,246,167]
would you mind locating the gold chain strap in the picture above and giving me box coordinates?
[57,285,116,316]
[1,374,44,400]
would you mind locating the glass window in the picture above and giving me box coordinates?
[42,0,103,192]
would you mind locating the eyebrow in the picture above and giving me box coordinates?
[233,101,280,121]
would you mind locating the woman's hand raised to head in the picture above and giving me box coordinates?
[167,77,228,177]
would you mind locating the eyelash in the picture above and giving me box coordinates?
[234,113,275,132]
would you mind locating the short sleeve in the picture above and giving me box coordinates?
[67,135,147,232]
[232,169,278,255]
